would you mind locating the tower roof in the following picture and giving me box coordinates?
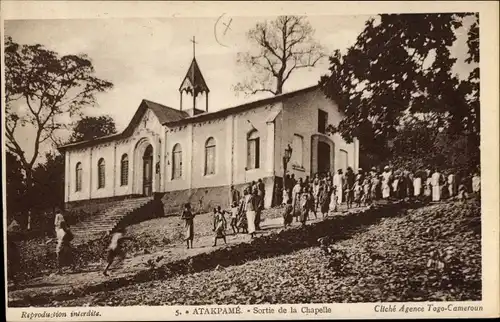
[179,58,210,95]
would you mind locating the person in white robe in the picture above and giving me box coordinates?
[472,172,481,193]
[381,166,392,199]
[333,169,344,204]
[392,172,400,198]
[431,169,442,202]
[424,176,432,198]
[245,191,257,238]
[413,171,422,197]
[282,188,289,206]
[447,172,457,198]
[291,179,303,221]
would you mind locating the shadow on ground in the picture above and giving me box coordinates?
[9,201,418,307]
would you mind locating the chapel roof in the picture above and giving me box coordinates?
[57,100,189,151]
[143,99,189,123]
[165,84,320,126]
[58,84,321,152]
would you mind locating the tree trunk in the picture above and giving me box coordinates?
[276,78,283,95]
[22,168,35,230]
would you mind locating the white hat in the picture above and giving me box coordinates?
[384,166,389,170]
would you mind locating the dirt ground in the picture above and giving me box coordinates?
[28,200,480,307]
[8,205,342,303]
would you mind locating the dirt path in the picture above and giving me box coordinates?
[9,207,361,303]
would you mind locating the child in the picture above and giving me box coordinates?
[103,228,135,276]
[457,180,469,203]
[329,185,338,215]
[181,203,195,249]
[213,206,227,246]
[237,194,248,234]
[282,187,289,206]
[352,179,362,207]
[283,198,294,228]
[230,201,239,234]
[299,191,310,226]
[362,177,371,206]
[307,186,318,220]
[319,186,330,219]
[371,174,381,202]
[345,183,354,209]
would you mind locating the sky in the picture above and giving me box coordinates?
[4,14,475,164]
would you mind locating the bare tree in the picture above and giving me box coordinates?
[234,16,325,96]
[4,36,113,189]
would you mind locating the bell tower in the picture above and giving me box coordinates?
[179,36,210,116]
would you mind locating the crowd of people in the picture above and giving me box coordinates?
[279,166,481,225]
[180,166,481,251]
[180,179,267,250]
[7,167,480,282]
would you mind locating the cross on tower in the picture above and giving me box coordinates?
[190,36,198,58]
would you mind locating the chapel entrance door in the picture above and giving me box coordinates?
[318,141,331,174]
[143,145,153,196]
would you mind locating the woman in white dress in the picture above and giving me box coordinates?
[381,166,392,199]
[329,185,338,214]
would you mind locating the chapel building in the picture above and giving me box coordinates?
[58,54,359,214]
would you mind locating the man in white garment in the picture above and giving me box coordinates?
[333,169,344,204]
[431,169,442,202]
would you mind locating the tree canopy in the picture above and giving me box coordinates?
[234,15,325,96]
[69,115,117,143]
[4,36,113,183]
[320,13,479,170]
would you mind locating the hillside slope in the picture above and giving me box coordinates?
[45,200,481,306]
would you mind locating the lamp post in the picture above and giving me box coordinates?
[283,144,293,189]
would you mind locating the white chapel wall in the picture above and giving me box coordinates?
[164,125,191,191]
[191,117,230,188]
[274,88,358,179]
[65,108,164,203]
[164,102,282,192]
[232,103,281,185]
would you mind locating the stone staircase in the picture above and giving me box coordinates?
[71,197,155,245]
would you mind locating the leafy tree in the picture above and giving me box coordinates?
[5,152,27,219]
[69,115,117,143]
[235,15,325,96]
[31,152,65,213]
[4,36,113,189]
[320,13,479,167]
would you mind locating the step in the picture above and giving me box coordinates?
[69,197,154,244]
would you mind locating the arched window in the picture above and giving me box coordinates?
[204,137,216,175]
[120,154,129,186]
[172,144,183,179]
[97,158,105,189]
[75,162,82,192]
[247,130,260,170]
